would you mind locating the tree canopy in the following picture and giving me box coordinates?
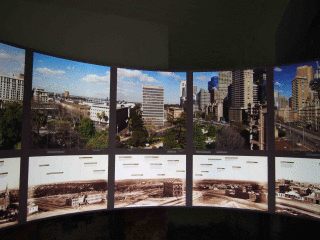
[0,102,23,149]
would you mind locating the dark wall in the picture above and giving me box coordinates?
[0,0,168,69]
[0,208,319,240]
[2,1,320,71]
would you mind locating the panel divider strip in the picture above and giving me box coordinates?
[18,49,33,224]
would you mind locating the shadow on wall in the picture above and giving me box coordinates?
[0,208,319,240]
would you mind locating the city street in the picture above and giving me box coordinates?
[276,122,319,151]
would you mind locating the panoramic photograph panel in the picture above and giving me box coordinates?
[0,158,20,228]
[31,53,110,150]
[116,69,186,149]
[115,155,186,208]
[193,155,268,211]
[275,157,320,219]
[193,69,267,151]
[274,62,320,152]
[27,155,108,221]
[0,43,25,150]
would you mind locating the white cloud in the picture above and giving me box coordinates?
[274,67,282,72]
[0,50,24,63]
[0,52,11,59]
[82,71,110,83]
[66,66,75,71]
[195,75,209,81]
[118,68,157,83]
[274,81,282,86]
[158,71,183,81]
[36,67,65,75]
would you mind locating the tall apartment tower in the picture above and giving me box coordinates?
[292,65,313,111]
[0,74,24,102]
[229,69,254,122]
[142,85,164,127]
[231,69,254,108]
[218,71,232,100]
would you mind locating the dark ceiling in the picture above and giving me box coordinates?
[1,0,320,70]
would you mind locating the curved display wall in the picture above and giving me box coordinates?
[0,41,320,230]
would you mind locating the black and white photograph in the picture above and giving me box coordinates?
[193,155,268,211]
[0,158,20,228]
[27,155,108,221]
[276,157,320,219]
[115,155,186,208]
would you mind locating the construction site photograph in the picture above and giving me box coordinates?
[276,157,320,219]
[0,158,20,228]
[114,155,186,208]
[27,155,108,220]
[193,155,268,211]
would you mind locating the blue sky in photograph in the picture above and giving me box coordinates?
[117,69,186,104]
[0,43,25,77]
[274,60,319,98]
[32,53,110,99]
[193,72,219,93]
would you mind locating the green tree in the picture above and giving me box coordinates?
[164,113,186,149]
[207,125,216,138]
[87,130,108,149]
[193,124,206,149]
[79,118,96,139]
[216,127,245,150]
[163,129,180,148]
[0,102,23,149]
[32,110,47,135]
[96,112,102,124]
[129,128,149,147]
[127,106,149,147]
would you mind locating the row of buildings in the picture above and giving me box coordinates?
[275,65,320,131]
[277,180,320,205]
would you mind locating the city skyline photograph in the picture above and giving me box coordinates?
[31,53,110,150]
[116,69,187,150]
[0,43,25,150]
[274,61,320,152]
[193,69,268,151]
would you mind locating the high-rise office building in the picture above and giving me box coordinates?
[253,84,258,105]
[0,74,24,102]
[180,80,187,106]
[231,69,254,108]
[253,68,267,104]
[291,67,313,112]
[229,70,254,122]
[292,65,314,112]
[197,89,210,112]
[218,71,232,100]
[142,85,164,126]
